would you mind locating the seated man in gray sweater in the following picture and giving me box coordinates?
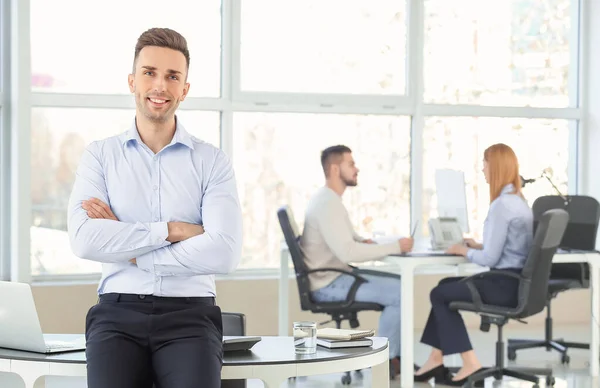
[300,144,413,378]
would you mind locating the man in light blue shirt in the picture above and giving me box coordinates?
[67,28,242,388]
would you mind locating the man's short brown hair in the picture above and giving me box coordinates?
[133,28,190,73]
[321,145,352,177]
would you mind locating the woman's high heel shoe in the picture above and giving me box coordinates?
[441,367,486,387]
[413,364,448,383]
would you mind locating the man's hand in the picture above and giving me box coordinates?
[167,222,205,243]
[446,244,468,257]
[82,198,118,221]
[399,237,414,253]
[81,198,137,264]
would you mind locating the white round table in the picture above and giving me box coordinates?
[0,335,390,388]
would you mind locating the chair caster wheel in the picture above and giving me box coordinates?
[341,374,352,385]
[561,354,570,364]
[533,384,539,388]
[546,375,556,386]
[354,369,363,379]
[508,349,517,361]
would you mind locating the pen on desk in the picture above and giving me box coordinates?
[410,221,419,238]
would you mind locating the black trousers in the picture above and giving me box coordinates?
[85,293,223,388]
[420,271,520,356]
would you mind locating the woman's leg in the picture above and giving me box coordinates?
[428,278,483,380]
[415,309,444,375]
[416,277,465,375]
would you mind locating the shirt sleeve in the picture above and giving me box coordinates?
[467,200,509,268]
[316,199,401,263]
[67,142,171,263]
[135,150,243,276]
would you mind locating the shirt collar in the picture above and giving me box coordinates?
[501,183,515,195]
[121,115,195,150]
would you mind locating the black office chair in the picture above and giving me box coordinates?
[507,195,600,364]
[449,208,569,387]
[221,312,247,388]
[277,205,383,385]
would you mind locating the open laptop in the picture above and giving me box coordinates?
[0,281,86,353]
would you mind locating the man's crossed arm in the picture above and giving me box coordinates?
[81,198,205,265]
[68,143,243,276]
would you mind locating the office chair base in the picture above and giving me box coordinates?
[507,311,590,364]
[507,338,589,364]
[466,366,554,387]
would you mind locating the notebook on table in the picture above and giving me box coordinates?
[316,328,375,341]
[317,337,373,349]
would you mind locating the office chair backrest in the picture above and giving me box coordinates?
[518,209,569,317]
[532,195,600,250]
[222,312,246,336]
[532,195,599,282]
[221,312,247,388]
[277,206,313,311]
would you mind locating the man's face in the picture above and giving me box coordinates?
[128,46,190,123]
[338,152,359,187]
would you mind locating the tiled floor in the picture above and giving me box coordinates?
[247,324,596,387]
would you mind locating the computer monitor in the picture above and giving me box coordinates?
[435,169,470,234]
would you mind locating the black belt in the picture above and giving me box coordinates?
[99,293,215,305]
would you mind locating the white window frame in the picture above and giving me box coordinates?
[2,0,584,284]
[0,0,10,281]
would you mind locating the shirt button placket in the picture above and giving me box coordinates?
[153,155,160,223]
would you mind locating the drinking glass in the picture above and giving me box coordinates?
[293,321,317,354]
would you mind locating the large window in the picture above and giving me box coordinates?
[240,0,408,94]
[30,109,220,276]
[0,0,582,280]
[421,117,571,238]
[30,0,221,97]
[424,0,571,107]
[233,112,411,268]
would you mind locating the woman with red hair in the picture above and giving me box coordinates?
[414,143,533,386]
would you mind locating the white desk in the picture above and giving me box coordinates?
[0,336,390,388]
[278,249,600,388]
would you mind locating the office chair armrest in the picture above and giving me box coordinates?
[579,262,590,285]
[351,267,401,279]
[304,267,365,280]
[459,277,484,311]
[457,270,521,312]
[303,268,368,307]
[459,269,522,283]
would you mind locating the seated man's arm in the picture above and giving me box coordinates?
[317,201,402,263]
[67,142,171,263]
[352,229,370,243]
[136,151,243,276]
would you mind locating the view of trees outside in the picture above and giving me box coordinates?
[233,113,411,268]
[30,109,219,275]
[27,0,573,274]
[424,0,570,107]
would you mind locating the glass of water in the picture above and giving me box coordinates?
[293,321,317,354]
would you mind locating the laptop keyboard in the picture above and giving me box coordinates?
[45,340,84,351]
